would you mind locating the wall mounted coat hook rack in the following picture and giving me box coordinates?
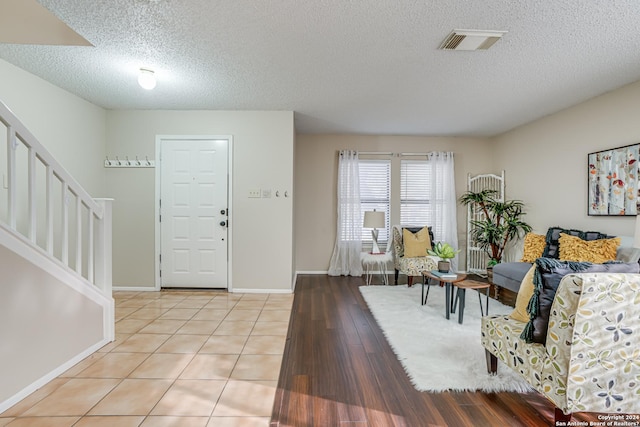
[104,156,155,168]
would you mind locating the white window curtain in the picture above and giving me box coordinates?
[328,150,363,276]
[427,152,459,271]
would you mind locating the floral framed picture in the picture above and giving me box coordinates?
[588,143,640,216]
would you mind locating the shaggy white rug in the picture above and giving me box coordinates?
[360,283,532,393]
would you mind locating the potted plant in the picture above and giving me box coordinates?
[427,241,460,272]
[459,189,532,275]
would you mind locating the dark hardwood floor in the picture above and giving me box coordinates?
[270,274,605,427]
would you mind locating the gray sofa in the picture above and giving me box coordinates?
[492,261,532,293]
[491,227,639,294]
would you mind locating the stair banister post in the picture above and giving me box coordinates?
[94,198,114,341]
[61,182,69,265]
[94,198,113,295]
[28,147,37,242]
[75,194,82,275]
[7,126,17,230]
[45,166,54,254]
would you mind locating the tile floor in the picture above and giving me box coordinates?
[0,290,293,427]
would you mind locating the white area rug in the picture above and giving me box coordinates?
[360,283,533,393]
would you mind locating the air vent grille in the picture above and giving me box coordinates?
[441,34,466,50]
[439,29,507,51]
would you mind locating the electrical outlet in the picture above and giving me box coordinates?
[248,189,261,198]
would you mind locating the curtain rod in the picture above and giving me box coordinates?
[358,152,453,157]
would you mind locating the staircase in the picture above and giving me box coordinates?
[0,99,114,412]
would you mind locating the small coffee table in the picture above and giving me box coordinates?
[421,271,468,320]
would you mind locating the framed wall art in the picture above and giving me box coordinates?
[588,143,640,216]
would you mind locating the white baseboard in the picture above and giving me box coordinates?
[0,338,110,414]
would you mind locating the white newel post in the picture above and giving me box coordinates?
[94,198,114,341]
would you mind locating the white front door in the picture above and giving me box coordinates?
[159,138,228,288]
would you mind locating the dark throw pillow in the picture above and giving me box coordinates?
[542,226,608,259]
[520,258,639,344]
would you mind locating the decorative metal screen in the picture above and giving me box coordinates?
[466,171,505,275]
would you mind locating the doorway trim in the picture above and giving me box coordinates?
[154,135,233,291]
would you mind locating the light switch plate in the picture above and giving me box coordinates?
[248,189,261,198]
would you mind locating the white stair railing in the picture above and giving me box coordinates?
[0,99,112,296]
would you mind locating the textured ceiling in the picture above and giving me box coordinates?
[1,0,640,136]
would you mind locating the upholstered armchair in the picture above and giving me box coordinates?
[391,225,439,286]
[481,272,640,422]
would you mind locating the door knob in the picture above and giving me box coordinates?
[220,220,227,227]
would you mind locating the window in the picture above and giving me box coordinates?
[400,159,431,227]
[339,153,453,248]
[359,159,390,243]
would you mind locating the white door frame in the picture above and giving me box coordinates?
[154,135,233,291]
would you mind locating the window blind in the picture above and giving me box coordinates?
[359,159,390,242]
[400,160,432,226]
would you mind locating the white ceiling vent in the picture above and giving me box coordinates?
[439,29,507,51]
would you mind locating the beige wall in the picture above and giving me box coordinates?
[105,110,295,291]
[492,80,640,238]
[294,134,494,272]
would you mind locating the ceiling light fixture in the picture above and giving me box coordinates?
[439,29,507,51]
[138,68,156,90]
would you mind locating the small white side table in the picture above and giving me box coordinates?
[361,252,393,285]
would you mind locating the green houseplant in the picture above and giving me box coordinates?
[459,189,532,267]
[427,241,461,272]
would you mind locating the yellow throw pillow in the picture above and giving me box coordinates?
[595,237,622,260]
[558,233,620,263]
[509,265,536,322]
[520,233,546,263]
[403,227,432,257]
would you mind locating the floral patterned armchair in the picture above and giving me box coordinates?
[481,272,640,422]
[391,225,439,286]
